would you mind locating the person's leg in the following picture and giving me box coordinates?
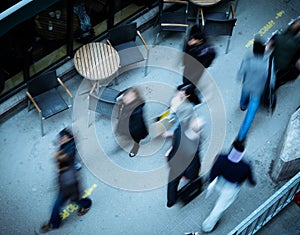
[49,193,66,228]
[129,141,140,157]
[237,96,261,141]
[240,89,250,111]
[202,179,240,232]
[167,174,181,207]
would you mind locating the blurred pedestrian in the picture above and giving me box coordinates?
[266,18,300,89]
[166,117,204,208]
[56,128,82,170]
[162,84,196,138]
[181,24,217,106]
[201,140,256,233]
[40,151,92,233]
[115,87,149,157]
[236,37,270,142]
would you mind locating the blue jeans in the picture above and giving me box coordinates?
[238,91,261,141]
[50,192,92,228]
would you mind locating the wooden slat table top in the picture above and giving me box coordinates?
[74,42,120,82]
[189,0,221,6]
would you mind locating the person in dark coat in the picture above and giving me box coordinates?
[181,24,216,105]
[56,128,81,170]
[266,18,300,89]
[166,117,204,208]
[40,151,92,233]
[116,87,149,157]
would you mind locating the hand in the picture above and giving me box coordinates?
[162,131,174,138]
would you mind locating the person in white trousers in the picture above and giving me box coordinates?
[202,140,256,233]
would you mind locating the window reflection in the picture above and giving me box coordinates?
[0,0,152,98]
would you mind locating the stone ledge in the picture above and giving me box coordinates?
[270,107,300,182]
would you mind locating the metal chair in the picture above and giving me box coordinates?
[154,0,189,45]
[202,3,237,54]
[26,70,73,136]
[88,87,120,127]
[107,22,150,78]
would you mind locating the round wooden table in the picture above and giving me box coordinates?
[74,42,120,93]
[189,0,222,25]
[190,0,221,6]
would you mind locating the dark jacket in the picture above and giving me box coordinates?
[58,166,80,201]
[209,154,256,186]
[183,40,216,84]
[116,91,148,143]
[59,139,76,166]
[168,124,201,180]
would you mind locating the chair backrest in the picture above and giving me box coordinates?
[89,87,120,117]
[108,23,137,46]
[203,18,237,36]
[27,70,59,97]
[159,0,189,15]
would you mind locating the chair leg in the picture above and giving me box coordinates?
[40,114,44,136]
[153,32,160,45]
[114,71,119,86]
[88,110,91,127]
[27,99,30,112]
[225,36,231,54]
[235,0,239,13]
[144,49,150,77]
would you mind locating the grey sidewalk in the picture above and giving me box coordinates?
[0,0,299,234]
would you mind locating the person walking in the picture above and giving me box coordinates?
[56,128,82,170]
[115,87,149,157]
[201,140,256,233]
[166,117,204,208]
[265,18,300,89]
[180,24,217,106]
[236,37,271,142]
[40,151,92,233]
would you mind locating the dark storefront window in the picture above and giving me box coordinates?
[0,0,68,96]
[0,0,156,101]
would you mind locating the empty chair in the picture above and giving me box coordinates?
[107,22,150,78]
[202,3,237,54]
[26,70,73,136]
[154,0,189,44]
[88,87,120,127]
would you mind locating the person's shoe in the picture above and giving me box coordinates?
[129,152,136,158]
[74,162,82,171]
[240,106,247,111]
[166,201,175,208]
[40,222,53,233]
[77,207,91,216]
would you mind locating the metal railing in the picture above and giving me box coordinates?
[228,171,300,235]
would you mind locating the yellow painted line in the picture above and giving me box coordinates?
[60,184,97,220]
[245,10,285,48]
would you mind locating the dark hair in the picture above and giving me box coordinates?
[177,83,194,96]
[253,36,265,55]
[59,128,73,139]
[189,24,204,40]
